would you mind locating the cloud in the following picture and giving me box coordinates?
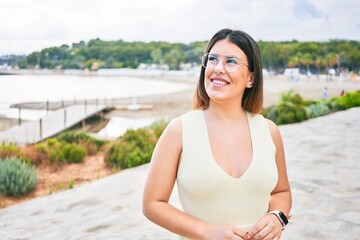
[293,0,324,19]
[0,0,359,55]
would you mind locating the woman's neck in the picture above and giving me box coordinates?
[206,99,246,121]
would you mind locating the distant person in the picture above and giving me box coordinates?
[306,71,311,81]
[350,71,357,82]
[340,90,345,97]
[143,28,292,240]
[322,87,329,100]
[328,69,336,82]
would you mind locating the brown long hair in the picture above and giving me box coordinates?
[193,28,263,114]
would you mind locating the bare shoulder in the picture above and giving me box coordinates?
[161,117,182,139]
[156,117,182,149]
[149,117,183,172]
[265,119,283,144]
[266,118,279,133]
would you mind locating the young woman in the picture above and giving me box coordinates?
[143,28,292,240]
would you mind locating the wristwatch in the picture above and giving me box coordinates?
[268,210,288,230]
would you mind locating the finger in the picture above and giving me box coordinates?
[232,227,248,239]
[247,221,266,237]
[251,224,271,240]
[233,234,245,240]
[246,232,252,240]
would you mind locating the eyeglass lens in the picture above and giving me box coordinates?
[201,54,246,72]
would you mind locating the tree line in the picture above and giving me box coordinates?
[4,38,360,73]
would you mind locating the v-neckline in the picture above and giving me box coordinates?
[201,110,254,180]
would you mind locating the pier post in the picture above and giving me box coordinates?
[64,109,67,127]
[18,108,22,125]
[39,119,42,140]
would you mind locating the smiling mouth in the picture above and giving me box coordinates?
[211,78,229,86]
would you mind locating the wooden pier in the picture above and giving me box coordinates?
[0,104,107,145]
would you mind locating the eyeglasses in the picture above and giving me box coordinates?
[200,53,249,72]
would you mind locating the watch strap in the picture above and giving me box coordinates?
[268,210,288,230]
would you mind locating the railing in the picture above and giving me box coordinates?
[0,103,107,145]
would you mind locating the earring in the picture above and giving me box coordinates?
[249,78,253,88]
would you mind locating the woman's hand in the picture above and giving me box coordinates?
[203,224,248,240]
[246,214,283,240]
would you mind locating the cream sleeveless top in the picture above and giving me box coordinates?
[177,110,278,239]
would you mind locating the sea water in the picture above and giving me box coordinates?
[0,73,191,120]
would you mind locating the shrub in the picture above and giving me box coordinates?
[0,144,47,166]
[20,145,48,166]
[339,90,360,109]
[306,103,331,118]
[35,138,86,164]
[0,157,37,197]
[279,89,295,104]
[56,131,107,154]
[62,143,86,163]
[326,97,346,112]
[302,99,318,107]
[289,93,304,105]
[106,128,157,169]
[263,90,310,125]
[0,143,21,159]
[263,103,308,125]
[279,90,308,106]
[77,140,98,155]
[273,103,309,125]
[36,139,64,164]
[57,131,107,147]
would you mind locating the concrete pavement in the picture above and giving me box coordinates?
[0,108,359,240]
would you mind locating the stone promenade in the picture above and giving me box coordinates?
[0,108,359,240]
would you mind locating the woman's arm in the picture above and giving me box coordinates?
[143,118,248,240]
[267,120,292,216]
[247,120,292,240]
[142,118,207,238]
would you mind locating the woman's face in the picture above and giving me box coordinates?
[204,39,253,105]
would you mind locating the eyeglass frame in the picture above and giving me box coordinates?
[200,53,250,72]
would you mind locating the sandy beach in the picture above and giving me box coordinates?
[90,74,360,138]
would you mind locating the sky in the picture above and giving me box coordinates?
[0,0,359,55]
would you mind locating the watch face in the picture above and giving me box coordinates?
[279,211,288,225]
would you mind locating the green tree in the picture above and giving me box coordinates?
[261,42,281,71]
[16,38,360,72]
[164,49,182,70]
[151,48,163,64]
[302,53,313,72]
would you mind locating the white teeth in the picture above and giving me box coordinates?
[212,79,227,85]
